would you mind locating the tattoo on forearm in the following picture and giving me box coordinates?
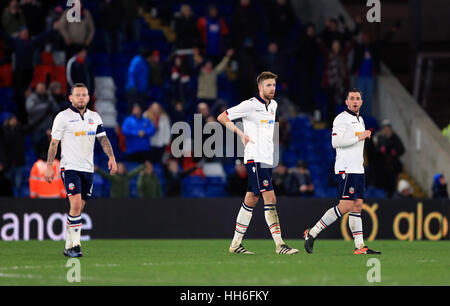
[47,140,58,164]
[98,136,115,158]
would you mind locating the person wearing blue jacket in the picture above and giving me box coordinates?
[432,173,448,199]
[126,50,152,112]
[122,104,156,163]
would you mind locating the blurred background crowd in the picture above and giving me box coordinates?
[0,0,447,200]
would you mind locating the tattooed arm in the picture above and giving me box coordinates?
[44,138,60,183]
[98,135,117,175]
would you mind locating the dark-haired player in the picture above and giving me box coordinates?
[303,88,381,255]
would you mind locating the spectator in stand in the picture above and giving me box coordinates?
[122,104,155,163]
[99,0,125,54]
[394,179,413,199]
[226,159,247,196]
[236,37,258,100]
[231,0,260,50]
[164,158,202,197]
[137,161,162,198]
[126,50,152,111]
[196,48,233,105]
[1,0,26,37]
[320,15,357,49]
[25,82,59,150]
[29,155,66,199]
[20,0,46,37]
[143,102,171,163]
[197,5,229,64]
[265,0,296,48]
[432,174,448,199]
[95,162,145,198]
[173,4,199,50]
[169,100,187,124]
[272,162,289,196]
[295,23,318,114]
[57,2,95,58]
[119,0,140,41]
[318,37,354,128]
[372,120,405,198]
[351,22,399,117]
[49,81,67,109]
[0,22,57,124]
[170,55,191,103]
[0,162,14,196]
[286,160,315,196]
[0,114,26,196]
[261,42,291,85]
[66,48,95,101]
[148,50,165,100]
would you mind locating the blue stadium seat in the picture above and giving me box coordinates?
[182,176,205,197]
[92,173,104,198]
[0,111,12,125]
[366,187,387,198]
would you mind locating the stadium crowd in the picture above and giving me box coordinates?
[0,0,445,200]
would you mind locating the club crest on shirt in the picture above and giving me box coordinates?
[271,109,274,115]
[88,118,94,125]
[349,187,355,194]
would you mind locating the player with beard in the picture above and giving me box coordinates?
[303,88,381,255]
[217,71,298,255]
[44,83,117,257]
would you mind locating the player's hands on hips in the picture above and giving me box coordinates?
[358,130,372,141]
[44,164,54,183]
[108,158,117,175]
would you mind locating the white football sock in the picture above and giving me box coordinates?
[231,203,253,248]
[349,212,365,249]
[310,205,342,238]
[68,214,82,247]
[264,204,284,247]
[65,218,73,249]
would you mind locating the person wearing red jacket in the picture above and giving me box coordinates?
[196,5,229,64]
[29,158,66,199]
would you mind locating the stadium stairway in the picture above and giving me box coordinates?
[397,171,427,198]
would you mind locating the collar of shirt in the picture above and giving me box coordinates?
[345,108,360,121]
[69,104,87,120]
[256,94,271,109]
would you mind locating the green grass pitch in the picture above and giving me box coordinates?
[1,239,449,286]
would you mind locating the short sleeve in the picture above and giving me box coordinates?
[51,113,65,140]
[95,113,106,138]
[226,100,254,120]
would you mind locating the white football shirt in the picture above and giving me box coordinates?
[332,109,365,174]
[51,105,106,173]
[226,95,277,166]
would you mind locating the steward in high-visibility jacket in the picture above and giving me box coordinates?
[29,159,66,198]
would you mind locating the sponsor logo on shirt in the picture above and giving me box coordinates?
[75,131,96,136]
[355,132,363,136]
[260,120,275,124]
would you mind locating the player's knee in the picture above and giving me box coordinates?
[245,196,259,207]
[264,194,276,204]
